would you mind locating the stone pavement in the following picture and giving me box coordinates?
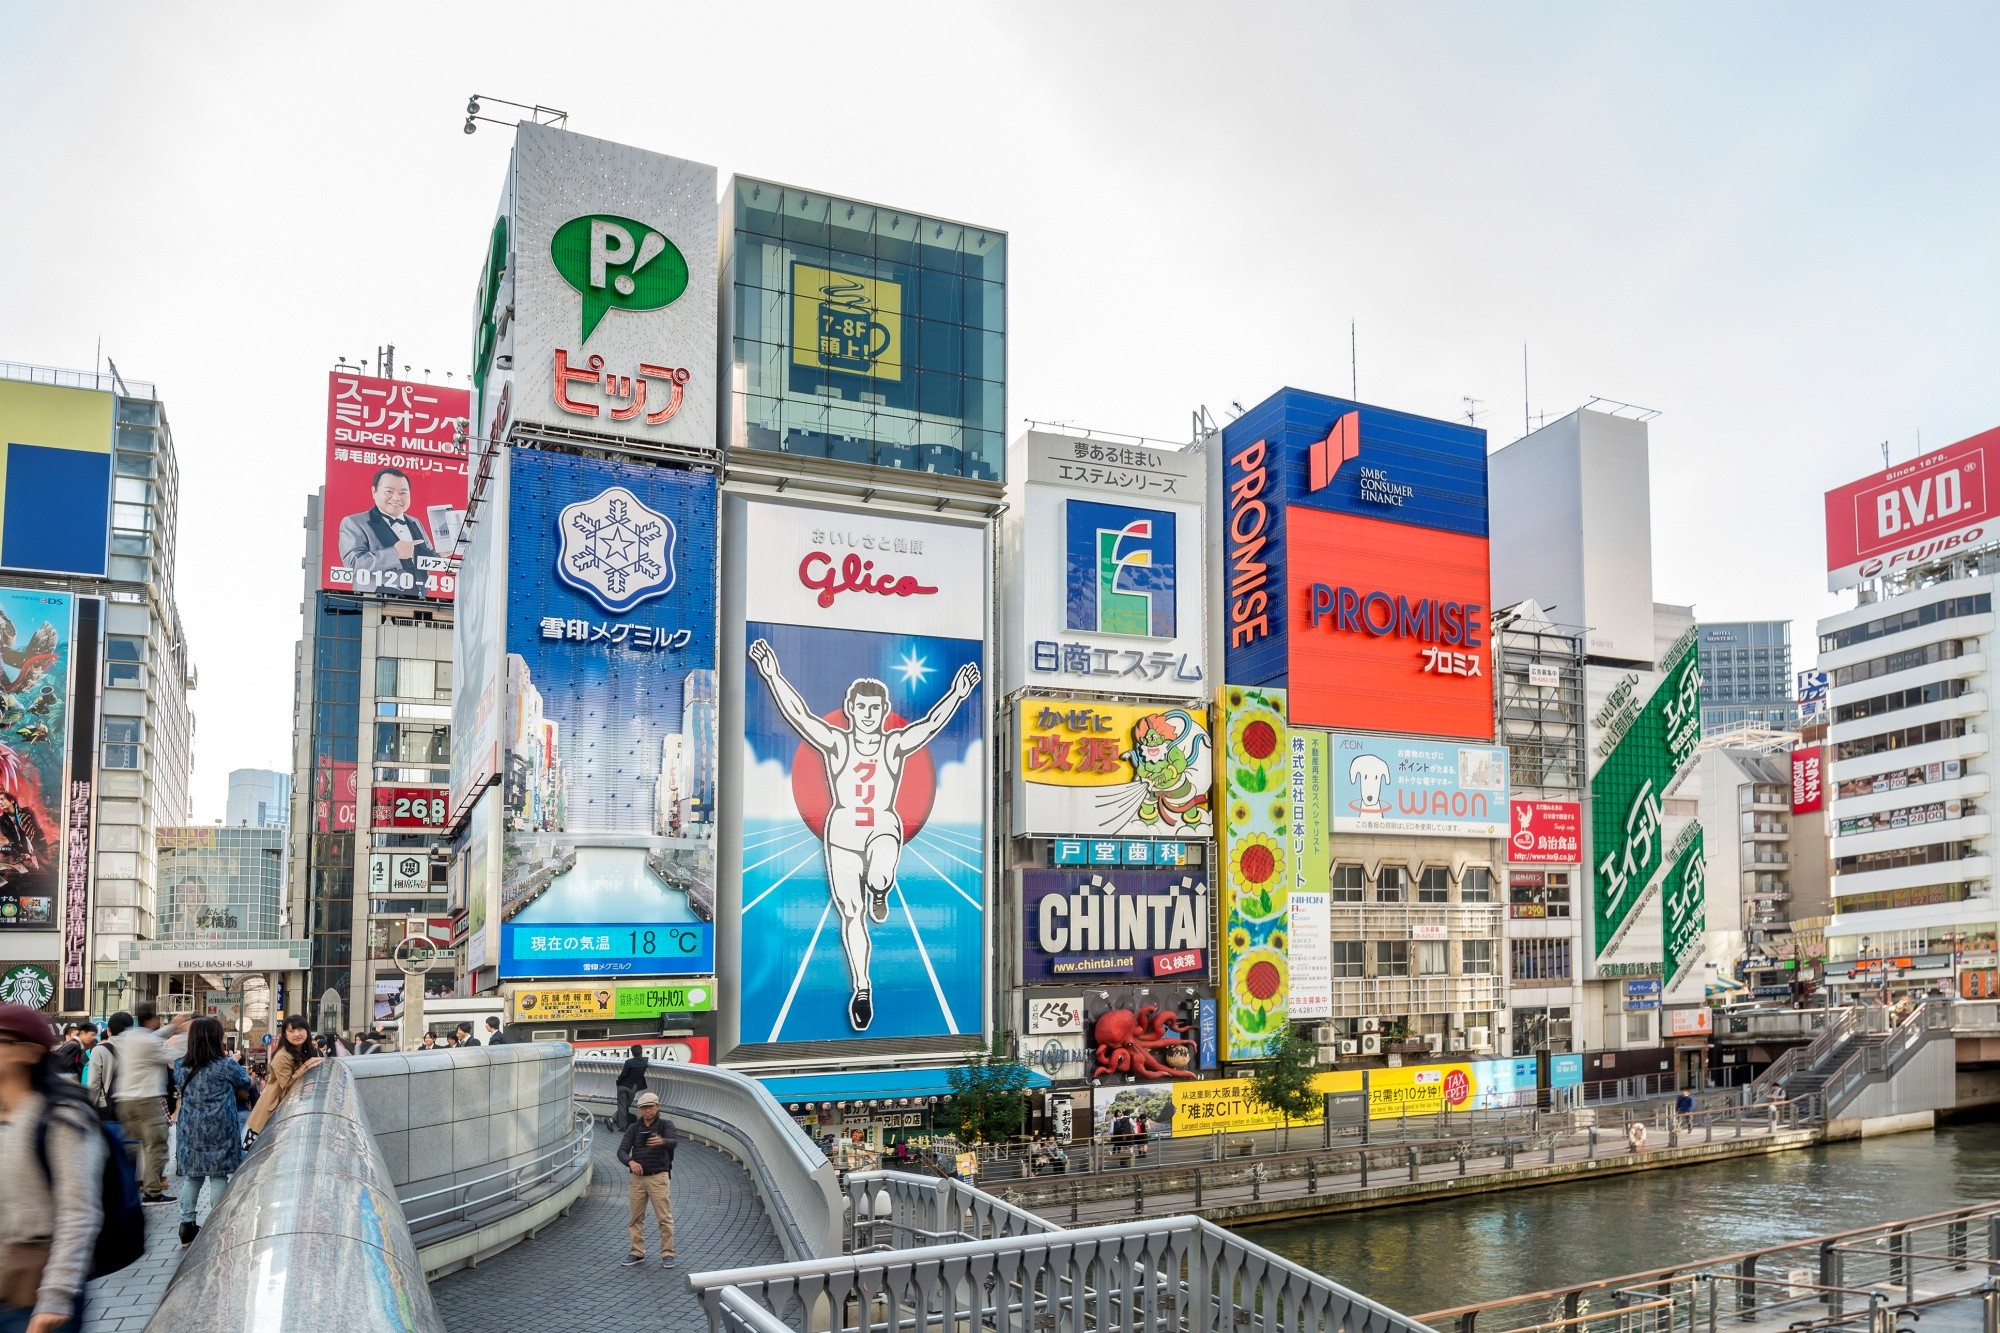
[82,1134,211,1332]
[430,1121,784,1332]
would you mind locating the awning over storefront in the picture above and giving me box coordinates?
[759,1066,1054,1109]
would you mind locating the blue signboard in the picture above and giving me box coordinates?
[1550,1053,1584,1089]
[499,450,718,982]
[1624,979,1662,997]
[499,921,715,979]
[1197,997,1219,1071]
[1219,387,1487,689]
[1020,869,1211,983]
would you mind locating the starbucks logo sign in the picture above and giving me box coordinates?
[0,964,54,1010]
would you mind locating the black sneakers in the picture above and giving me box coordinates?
[849,989,873,1030]
[868,885,890,924]
[621,1253,647,1267]
[179,1221,199,1247]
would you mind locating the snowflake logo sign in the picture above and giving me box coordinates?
[555,485,678,614]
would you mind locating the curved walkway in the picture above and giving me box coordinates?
[430,1122,784,1332]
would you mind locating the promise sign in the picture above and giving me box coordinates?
[1590,630,1701,960]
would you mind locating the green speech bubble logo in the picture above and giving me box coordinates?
[551,214,689,342]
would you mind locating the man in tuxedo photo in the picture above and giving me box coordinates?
[338,467,436,588]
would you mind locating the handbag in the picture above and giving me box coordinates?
[0,1240,49,1310]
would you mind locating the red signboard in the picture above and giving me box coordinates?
[371,786,448,830]
[1508,800,1581,863]
[313,758,356,834]
[1791,746,1824,814]
[321,372,471,602]
[570,1035,712,1065]
[1284,508,1493,738]
[1824,427,1999,591]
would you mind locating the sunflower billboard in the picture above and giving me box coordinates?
[1217,685,1290,1059]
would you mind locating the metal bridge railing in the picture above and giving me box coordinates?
[692,1207,1438,1333]
[1418,1200,2000,1333]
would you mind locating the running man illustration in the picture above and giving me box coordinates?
[748,638,980,1032]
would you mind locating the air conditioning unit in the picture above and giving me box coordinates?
[1359,1016,1381,1033]
[1447,1035,1468,1052]
[1312,1024,1338,1045]
[1423,1034,1444,1054]
[1467,1026,1492,1050]
[1360,1033,1383,1055]
[1339,1039,1360,1056]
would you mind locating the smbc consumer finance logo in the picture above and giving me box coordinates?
[551,215,689,340]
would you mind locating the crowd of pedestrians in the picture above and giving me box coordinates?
[0,1003,689,1323]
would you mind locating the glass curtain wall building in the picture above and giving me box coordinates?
[1698,620,1796,733]
[722,179,1006,482]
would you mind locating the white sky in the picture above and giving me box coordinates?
[2,3,1995,820]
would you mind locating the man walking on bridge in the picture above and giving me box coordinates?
[618,1091,677,1268]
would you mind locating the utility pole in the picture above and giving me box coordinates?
[1523,344,1530,436]
[1350,319,1358,399]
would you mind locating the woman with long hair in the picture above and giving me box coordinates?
[0,1003,103,1330]
[172,1016,251,1246]
[242,1015,320,1152]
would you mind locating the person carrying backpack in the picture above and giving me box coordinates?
[0,1003,108,1331]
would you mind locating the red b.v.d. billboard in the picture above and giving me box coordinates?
[1825,427,2000,592]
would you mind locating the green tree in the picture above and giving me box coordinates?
[946,1033,1033,1145]
[1248,1024,1322,1149]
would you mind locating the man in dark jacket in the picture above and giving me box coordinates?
[617,1091,677,1267]
[454,1022,480,1048]
[613,1044,649,1130]
[483,1016,506,1045]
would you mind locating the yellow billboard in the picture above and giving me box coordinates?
[791,262,902,382]
[1014,699,1212,838]
[1094,1057,1544,1136]
[0,378,113,578]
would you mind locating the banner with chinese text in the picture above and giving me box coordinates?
[1012,699,1211,838]
[1288,731,1331,1020]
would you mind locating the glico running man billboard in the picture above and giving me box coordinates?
[729,498,987,1045]
[1220,389,1491,738]
[1006,432,1207,700]
[1825,427,2000,592]
[496,449,718,981]
[0,589,76,929]
[320,372,471,602]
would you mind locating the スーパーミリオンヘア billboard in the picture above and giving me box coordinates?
[320,372,470,603]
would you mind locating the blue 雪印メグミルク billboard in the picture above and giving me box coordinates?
[0,587,74,927]
[498,448,717,980]
[734,498,987,1045]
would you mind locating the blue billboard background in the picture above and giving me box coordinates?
[1220,388,1487,688]
[498,450,717,981]
[499,920,714,979]
[739,619,984,1044]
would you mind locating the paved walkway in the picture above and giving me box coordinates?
[83,1191,188,1333]
[430,1123,784,1332]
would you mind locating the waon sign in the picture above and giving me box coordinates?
[1791,747,1825,814]
[1825,428,2000,592]
[1220,388,1491,738]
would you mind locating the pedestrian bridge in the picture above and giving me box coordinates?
[93,1003,2000,1331]
[102,1043,1424,1333]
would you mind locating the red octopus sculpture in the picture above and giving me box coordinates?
[1090,1005,1197,1081]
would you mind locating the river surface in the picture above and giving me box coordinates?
[1250,1118,2000,1317]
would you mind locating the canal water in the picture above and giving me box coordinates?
[1251,1118,2000,1316]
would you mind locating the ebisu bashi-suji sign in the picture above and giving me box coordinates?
[1590,628,1702,961]
[470,122,719,458]
[1219,389,1492,739]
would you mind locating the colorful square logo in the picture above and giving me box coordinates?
[1065,500,1176,638]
